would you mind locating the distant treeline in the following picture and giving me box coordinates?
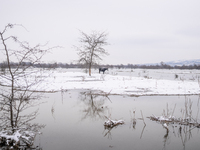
[0,62,200,70]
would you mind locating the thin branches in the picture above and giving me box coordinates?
[0,23,54,148]
[140,110,146,126]
[75,30,109,76]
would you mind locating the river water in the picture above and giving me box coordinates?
[32,90,200,150]
[32,69,200,150]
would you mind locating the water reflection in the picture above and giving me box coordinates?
[150,96,200,150]
[79,91,121,139]
[6,91,199,150]
[176,125,194,149]
[163,128,169,150]
[103,125,115,139]
[79,91,110,121]
[161,124,198,150]
[0,91,45,149]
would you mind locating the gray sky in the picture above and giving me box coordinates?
[0,0,200,65]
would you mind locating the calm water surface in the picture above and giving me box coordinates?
[31,91,200,150]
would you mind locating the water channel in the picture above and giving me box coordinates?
[31,91,200,150]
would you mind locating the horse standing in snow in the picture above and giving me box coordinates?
[99,68,108,74]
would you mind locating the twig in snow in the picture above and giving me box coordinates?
[104,116,125,128]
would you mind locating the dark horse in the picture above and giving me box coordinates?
[99,68,108,74]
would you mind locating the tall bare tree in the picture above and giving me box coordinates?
[76,31,109,76]
[0,24,55,147]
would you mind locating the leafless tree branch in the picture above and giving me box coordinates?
[75,30,109,76]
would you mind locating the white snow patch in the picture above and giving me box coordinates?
[1,69,200,96]
[42,70,200,96]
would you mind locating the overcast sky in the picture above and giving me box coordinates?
[0,0,200,65]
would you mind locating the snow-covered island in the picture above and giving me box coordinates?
[42,69,200,96]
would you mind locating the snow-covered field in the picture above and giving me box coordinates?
[43,68,200,96]
[1,68,200,148]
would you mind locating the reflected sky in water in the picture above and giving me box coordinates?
[32,90,200,150]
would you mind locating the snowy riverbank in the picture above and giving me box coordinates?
[43,69,200,96]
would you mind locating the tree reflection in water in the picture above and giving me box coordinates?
[79,91,111,121]
[79,91,120,139]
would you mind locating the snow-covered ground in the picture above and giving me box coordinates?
[43,68,200,96]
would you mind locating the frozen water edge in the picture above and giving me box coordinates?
[42,70,200,96]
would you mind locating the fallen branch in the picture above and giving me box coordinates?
[104,116,125,128]
[149,114,200,128]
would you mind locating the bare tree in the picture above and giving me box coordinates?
[0,24,56,147]
[75,31,109,76]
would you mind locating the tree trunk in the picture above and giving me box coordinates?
[89,63,91,76]
[1,32,14,129]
